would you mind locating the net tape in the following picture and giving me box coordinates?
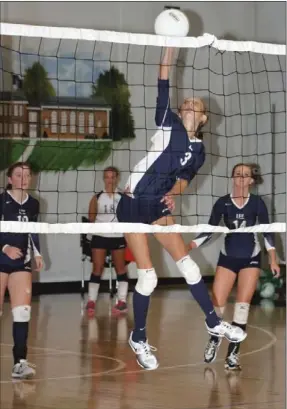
[0,221,285,234]
[0,23,286,234]
[0,22,286,55]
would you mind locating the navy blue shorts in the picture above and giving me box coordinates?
[217,252,261,274]
[116,194,171,225]
[0,261,32,274]
[91,235,126,250]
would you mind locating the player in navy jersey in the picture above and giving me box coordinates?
[0,162,43,379]
[188,163,280,370]
[116,47,247,370]
[86,167,129,316]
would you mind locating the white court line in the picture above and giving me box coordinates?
[0,324,277,383]
[0,344,126,384]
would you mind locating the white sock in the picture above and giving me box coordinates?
[88,282,100,302]
[117,281,128,302]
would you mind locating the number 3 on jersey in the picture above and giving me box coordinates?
[233,220,246,229]
[180,151,192,166]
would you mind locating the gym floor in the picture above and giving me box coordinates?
[0,288,285,409]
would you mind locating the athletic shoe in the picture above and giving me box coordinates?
[12,360,36,379]
[206,320,247,343]
[128,332,158,370]
[204,336,222,363]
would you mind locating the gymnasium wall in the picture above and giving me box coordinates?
[0,2,286,283]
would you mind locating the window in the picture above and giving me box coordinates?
[29,111,37,123]
[19,105,23,117]
[4,105,8,116]
[14,104,18,117]
[61,111,67,133]
[79,112,85,134]
[9,123,12,134]
[51,111,58,134]
[14,123,18,135]
[19,123,23,135]
[4,123,8,134]
[88,112,94,134]
[29,124,37,138]
[9,105,12,116]
[0,122,2,134]
[0,104,3,116]
[44,118,49,128]
[70,111,76,133]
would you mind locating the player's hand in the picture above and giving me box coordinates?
[187,241,198,251]
[160,194,175,212]
[3,246,23,260]
[34,256,44,272]
[270,261,280,278]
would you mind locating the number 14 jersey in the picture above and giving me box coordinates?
[193,193,275,258]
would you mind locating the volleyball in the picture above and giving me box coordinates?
[154,9,189,37]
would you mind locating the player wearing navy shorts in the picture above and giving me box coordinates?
[86,167,129,316]
[189,163,280,370]
[0,162,43,379]
[116,47,247,370]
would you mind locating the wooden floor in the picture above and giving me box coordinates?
[0,288,285,409]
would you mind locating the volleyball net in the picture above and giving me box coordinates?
[0,22,286,239]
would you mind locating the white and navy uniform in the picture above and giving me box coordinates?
[193,193,275,274]
[91,190,126,251]
[117,78,205,225]
[0,191,41,274]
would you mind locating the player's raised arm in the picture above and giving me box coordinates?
[159,47,175,80]
[155,48,176,127]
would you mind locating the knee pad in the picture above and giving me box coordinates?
[233,302,250,325]
[176,256,201,285]
[135,268,158,296]
[12,305,31,322]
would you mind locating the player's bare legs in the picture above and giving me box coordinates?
[224,267,260,370]
[0,272,9,316]
[203,266,236,364]
[153,215,247,343]
[86,248,106,316]
[111,248,129,314]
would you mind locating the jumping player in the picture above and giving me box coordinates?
[0,162,43,378]
[189,163,280,370]
[86,167,129,316]
[116,47,247,370]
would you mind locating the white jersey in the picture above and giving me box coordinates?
[94,190,123,238]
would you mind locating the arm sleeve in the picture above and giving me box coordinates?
[155,79,172,127]
[192,198,223,247]
[258,197,275,251]
[30,200,41,257]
